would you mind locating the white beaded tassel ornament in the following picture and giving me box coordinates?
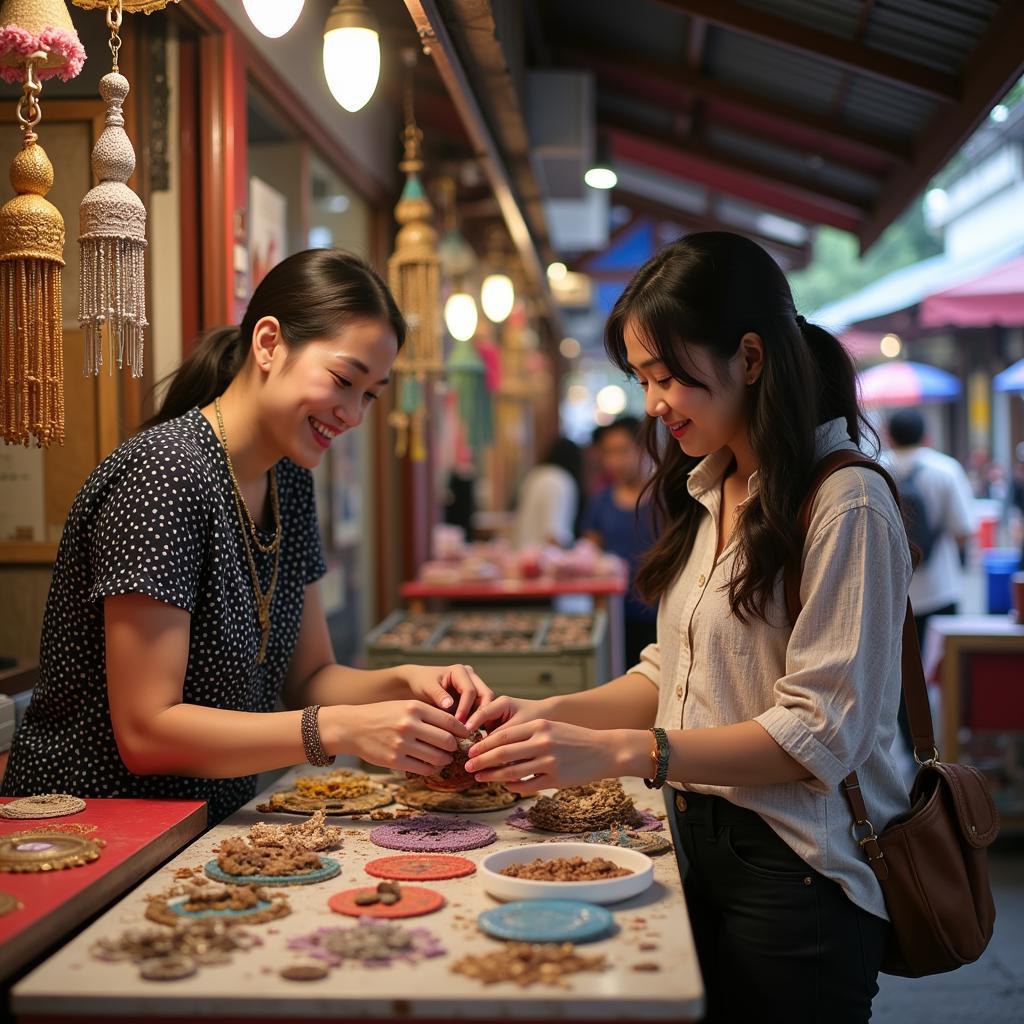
[79,3,147,378]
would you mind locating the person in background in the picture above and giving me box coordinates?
[582,416,657,665]
[511,437,584,548]
[883,409,975,757]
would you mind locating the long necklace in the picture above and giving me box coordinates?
[214,397,282,663]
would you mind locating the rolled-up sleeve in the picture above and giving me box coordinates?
[755,502,911,792]
[629,640,662,689]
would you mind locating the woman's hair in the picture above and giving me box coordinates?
[605,231,876,623]
[147,249,405,428]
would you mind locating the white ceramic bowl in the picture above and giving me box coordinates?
[479,842,654,905]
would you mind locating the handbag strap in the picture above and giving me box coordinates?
[783,450,938,881]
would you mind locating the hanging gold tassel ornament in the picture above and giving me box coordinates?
[387,48,441,462]
[0,56,65,446]
[78,1,147,377]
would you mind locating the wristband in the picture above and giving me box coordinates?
[643,727,670,789]
[301,705,336,767]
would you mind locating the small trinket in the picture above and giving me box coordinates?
[139,954,196,981]
[279,961,329,981]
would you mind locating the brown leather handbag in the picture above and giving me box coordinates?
[785,450,999,978]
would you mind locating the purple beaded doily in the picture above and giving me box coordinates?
[369,814,497,853]
[506,806,664,834]
[287,921,445,968]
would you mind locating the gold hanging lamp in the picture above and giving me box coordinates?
[0,0,86,447]
[386,48,441,462]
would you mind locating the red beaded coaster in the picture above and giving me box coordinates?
[364,854,477,882]
[328,886,445,919]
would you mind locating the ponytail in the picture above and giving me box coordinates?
[141,249,405,432]
[145,326,245,429]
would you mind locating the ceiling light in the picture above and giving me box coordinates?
[481,273,514,324]
[596,384,627,415]
[547,262,567,281]
[559,337,581,359]
[444,292,478,342]
[243,0,305,38]
[323,1,380,113]
[584,166,618,190]
[880,333,902,359]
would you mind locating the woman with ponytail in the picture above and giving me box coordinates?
[3,249,493,822]
[464,233,911,1021]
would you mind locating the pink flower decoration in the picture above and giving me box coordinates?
[0,24,86,84]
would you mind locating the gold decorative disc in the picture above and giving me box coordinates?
[0,832,104,873]
[71,1,182,12]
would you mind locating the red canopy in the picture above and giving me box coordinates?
[920,255,1024,328]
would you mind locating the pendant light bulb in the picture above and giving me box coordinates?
[243,0,305,38]
[481,273,514,324]
[323,1,381,113]
[445,292,479,342]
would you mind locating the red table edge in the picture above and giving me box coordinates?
[0,803,207,983]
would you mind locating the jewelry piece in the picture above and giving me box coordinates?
[1,794,86,819]
[0,831,104,872]
[300,705,335,767]
[139,954,197,981]
[643,728,670,790]
[213,395,282,663]
[0,891,23,916]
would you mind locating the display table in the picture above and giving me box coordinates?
[12,771,703,1022]
[922,614,1024,825]
[400,577,628,676]
[0,798,207,984]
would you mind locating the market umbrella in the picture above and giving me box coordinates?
[993,358,1024,394]
[857,361,961,407]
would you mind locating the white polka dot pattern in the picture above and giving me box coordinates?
[1,408,327,822]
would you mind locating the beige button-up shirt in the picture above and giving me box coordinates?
[631,418,912,919]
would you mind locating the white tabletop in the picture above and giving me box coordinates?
[13,769,703,1021]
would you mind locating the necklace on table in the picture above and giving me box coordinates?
[214,397,282,663]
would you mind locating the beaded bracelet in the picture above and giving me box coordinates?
[300,705,335,767]
[643,727,670,789]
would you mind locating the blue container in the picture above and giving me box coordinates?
[983,549,1021,614]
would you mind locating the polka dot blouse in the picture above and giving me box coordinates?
[1,408,327,822]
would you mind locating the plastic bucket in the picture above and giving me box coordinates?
[983,549,1022,614]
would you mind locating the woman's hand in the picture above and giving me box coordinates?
[399,663,496,723]
[464,720,624,796]
[325,700,469,775]
[464,694,546,734]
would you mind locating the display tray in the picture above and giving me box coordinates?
[0,797,207,983]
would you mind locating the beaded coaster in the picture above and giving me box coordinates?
[581,829,673,856]
[1,795,86,819]
[204,855,340,887]
[395,780,518,814]
[257,790,393,816]
[146,893,291,927]
[288,922,446,966]
[328,885,445,919]
[506,807,664,834]
[364,854,476,881]
[477,900,614,944]
[369,815,496,853]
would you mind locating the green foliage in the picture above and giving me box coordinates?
[788,201,942,315]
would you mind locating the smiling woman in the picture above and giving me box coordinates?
[1,249,496,823]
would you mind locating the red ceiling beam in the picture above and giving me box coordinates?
[563,46,908,174]
[605,122,867,233]
[858,0,1024,251]
[654,0,960,101]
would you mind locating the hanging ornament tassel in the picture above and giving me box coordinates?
[387,49,441,461]
[0,57,65,447]
[79,4,147,378]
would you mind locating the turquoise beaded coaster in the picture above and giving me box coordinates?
[476,900,614,943]
[204,855,341,887]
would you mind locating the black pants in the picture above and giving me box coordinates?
[898,601,956,756]
[673,791,887,1024]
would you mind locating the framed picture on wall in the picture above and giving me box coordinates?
[249,176,288,290]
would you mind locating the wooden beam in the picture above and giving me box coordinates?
[563,45,908,173]
[859,0,1024,251]
[654,0,960,101]
[404,0,563,337]
[614,192,812,268]
[605,121,867,233]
